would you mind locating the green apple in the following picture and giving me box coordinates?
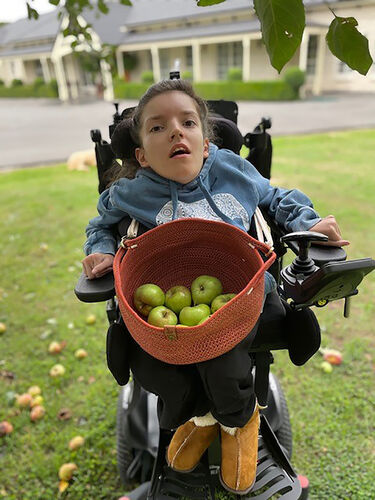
[191,275,223,305]
[179,304,211,326]
[165,286,192,314]
[197,315,210,325]
[134,284,165,316]
[211,293,237,313]
[148,306,178,327]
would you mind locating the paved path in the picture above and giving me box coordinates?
[1,93,374,170]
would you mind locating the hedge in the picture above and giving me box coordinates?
[114,79,296,101]
[0,82,58,98]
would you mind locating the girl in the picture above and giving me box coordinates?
[82,79,348,495]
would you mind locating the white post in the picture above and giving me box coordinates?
[100,59,114,101]
[40,57,51,82]
[192,42,201,82]
[242,37,251,81]
[151,45,161,82]
[312,34,325,96]
[116,48,125,78]
[299,31,309,73]
[52,56,69,101]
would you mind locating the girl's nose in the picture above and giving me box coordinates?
[170,122,184,140]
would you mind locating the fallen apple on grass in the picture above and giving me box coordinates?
[165,285,191,314]
[27,385,42,397]
[58,463,78,481]
[320,361,333,373]
[85,314,96,325]
[16,393,32,409]
[134,284,165,316]
[191,275,223,306]
[30,405,45,422]
[211,293,236,313]
[321,348,343,366]
[74,348,88,360]
[30,395,44,408]
[179,304,211,326]
[0,322,6,335]
[0,421,13,437]
[48,341,64,354]
[49,364,66,377]
[148,306,178,327]
[68,435,85,451]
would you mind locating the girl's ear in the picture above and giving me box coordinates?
[203,138,210,159]
[135,147,149,168]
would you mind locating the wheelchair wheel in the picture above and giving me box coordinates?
[272,374,293,459]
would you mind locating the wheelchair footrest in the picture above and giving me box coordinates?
[146,416,303,500]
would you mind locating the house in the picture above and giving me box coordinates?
[0,0,374,101]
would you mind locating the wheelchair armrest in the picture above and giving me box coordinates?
[74,271,115,303]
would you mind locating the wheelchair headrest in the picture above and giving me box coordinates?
[209,115,243,155]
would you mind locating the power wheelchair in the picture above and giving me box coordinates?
[75,74,374,500]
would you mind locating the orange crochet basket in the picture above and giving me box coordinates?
[113,218,276,365]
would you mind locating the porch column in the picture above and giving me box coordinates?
[242,36,251,81]
[40,57,51,82]
[52,56,69,101]
[100,59,114,101]
[192,42,201,82]
[312,34,325,96]
[298,31,309,72]
[116,49,125,78]
[151,45,161,82]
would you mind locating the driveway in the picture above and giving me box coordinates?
[1,93,374,170]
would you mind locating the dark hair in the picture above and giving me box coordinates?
[109,79,214,183]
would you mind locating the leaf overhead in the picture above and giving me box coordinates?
[254,0,305,73]
[326,16,373,76]
[197,0,226,5]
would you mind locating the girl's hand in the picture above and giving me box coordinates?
[82,253,114,279]
[309,215,350,247]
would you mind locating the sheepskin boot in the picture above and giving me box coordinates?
[219,405,260,495]
[167,412,219,473]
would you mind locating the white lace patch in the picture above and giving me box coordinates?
[155,193,250,230]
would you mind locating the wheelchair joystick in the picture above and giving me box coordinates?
[280,231,328,301]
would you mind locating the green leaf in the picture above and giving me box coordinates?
[254,0,305,73]
[326,16,373,76]
[49,0,61,6]
[119,0,133,5]
[26,3,39,20]
[98,0,109,14]
[197,0,226,6]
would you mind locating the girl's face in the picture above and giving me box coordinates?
[135,91,209,184]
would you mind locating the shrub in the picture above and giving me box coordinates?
[11,79,23,87]
[283,66,305,98]
[227,67,243,81]
[0,79,4,86]
[181,70,193,81]
[33,77,45,89]
[141,71,154,84]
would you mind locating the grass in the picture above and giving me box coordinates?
[0,129,374,499]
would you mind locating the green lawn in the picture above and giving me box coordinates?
[0,129,374,499]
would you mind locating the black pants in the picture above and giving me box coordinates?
[128,320,259,430]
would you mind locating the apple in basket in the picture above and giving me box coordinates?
[179,304,211,326]
[191,275,223,305]
[211,293,237,313]
[165,286,192,314]
[134,284,165,316]
[148,306,178,327]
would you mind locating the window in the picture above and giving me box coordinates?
[306,35,317,75]
[185,46,192,72]
[217,41,243,80]
[159,49,170,79]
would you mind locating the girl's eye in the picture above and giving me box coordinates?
[184,119,196,127]
[150,125,163,132]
